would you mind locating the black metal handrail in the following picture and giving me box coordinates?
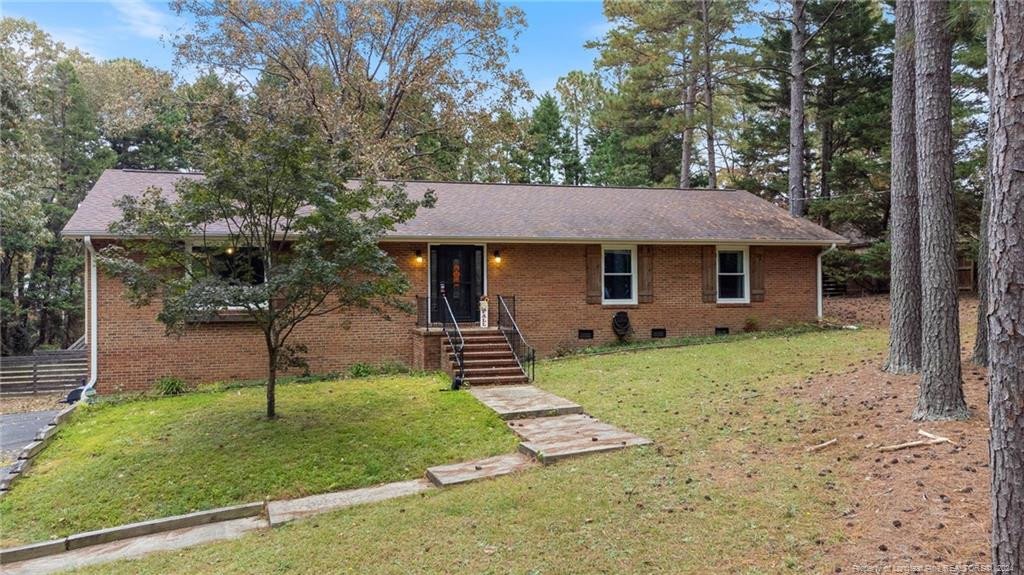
[497,295,535,382]
[439,287,465,389]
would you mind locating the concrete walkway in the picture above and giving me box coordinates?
[3,517,268,575]
[468,385,582,419]
[468,384,651,464]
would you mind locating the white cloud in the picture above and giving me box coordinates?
[110,1,171,40]
[46,26,105,58]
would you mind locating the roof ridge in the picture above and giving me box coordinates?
[360,178,743,193]
[110,169,740,193]
[117,169,204,175]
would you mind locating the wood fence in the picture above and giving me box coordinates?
[0,350,88,395]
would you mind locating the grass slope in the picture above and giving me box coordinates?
[0,374,516,546]
[70,328,886,574]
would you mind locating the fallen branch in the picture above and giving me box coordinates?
[806,438,837,452]
[877,439,945,452]
[877,430,955,452]
[917,429,956,447]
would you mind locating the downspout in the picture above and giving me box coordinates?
[82,236,99,402]
[817,243,837,321]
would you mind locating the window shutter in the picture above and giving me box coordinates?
[702,246,717,303]
[638,245,654,303]
[586,245,602,304]
[750,246,765,302]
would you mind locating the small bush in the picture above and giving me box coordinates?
[348,362,411,379]
[154,376,187,396]
[743,317,761,333]
[348,363,374,378]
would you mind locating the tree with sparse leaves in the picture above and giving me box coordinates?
[99,84,433,419]
[171,0,530,179]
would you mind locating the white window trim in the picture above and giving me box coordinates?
[716,245,750,304]
[601,244,638,305]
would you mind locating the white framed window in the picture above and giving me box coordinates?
[716,246,749,303]
[192,245,267,286]
[602,245,637,304]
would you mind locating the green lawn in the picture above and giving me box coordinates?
[67,328,887,574]
[0,374,517,546]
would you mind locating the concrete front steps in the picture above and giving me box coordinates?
[443,329,528,385]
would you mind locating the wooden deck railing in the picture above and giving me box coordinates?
[0,349,88,395]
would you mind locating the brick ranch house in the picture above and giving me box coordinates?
[63,169,846,394]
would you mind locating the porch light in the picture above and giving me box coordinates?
[225,246,235,256]
[493,250,501,263]
[415,250,423,264]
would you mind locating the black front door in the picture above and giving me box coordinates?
[431,245,483,322]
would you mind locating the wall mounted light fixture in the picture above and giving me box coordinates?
[493,250,501,263]
[415,250,423,264]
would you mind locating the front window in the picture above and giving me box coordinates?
[193,246,266,285]
[603,246,637,304]
[717,247,748,303]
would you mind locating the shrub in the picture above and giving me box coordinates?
[154,376,187,396]
[348,362,411,379]
[743,317,761,333]
[348,363,374,378]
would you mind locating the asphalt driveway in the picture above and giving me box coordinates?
[1,409,60,473]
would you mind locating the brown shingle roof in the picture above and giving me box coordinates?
[62,169,846,245]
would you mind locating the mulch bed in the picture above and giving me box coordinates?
[794,295,991,572]
[0,395,65,416]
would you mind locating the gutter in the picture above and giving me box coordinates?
[817,243,838,320]
[81,236,99,402]
[62,231,849,248]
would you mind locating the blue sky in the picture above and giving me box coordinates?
[2,0,610,97]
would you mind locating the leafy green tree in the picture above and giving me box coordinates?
[590,0,750,188]
[2,18,191,354]
[79,58,192,170]
[526,93,578,184]
[99,84,434,418]
[1,20,54,354]
[28,59,115,349]
[555,70,605,183]
[737,1,891,236]
[585,127,651,187]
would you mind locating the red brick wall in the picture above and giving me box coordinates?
[484,244,819,356]
[92,241,819,392]
[94,242,429,393]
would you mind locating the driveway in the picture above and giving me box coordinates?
[1,409,60,473]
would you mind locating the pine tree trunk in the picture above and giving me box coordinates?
[911,0,967,422]
[788,0,806,217]
[819,43,836,227]
[700,0,717,189]
[973,18,996,368]
[986,1,1024,569]
[680,69,696,188]
[973,182,990,366]
[886,0,922,375]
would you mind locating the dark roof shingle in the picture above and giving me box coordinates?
[62,169,846,245]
